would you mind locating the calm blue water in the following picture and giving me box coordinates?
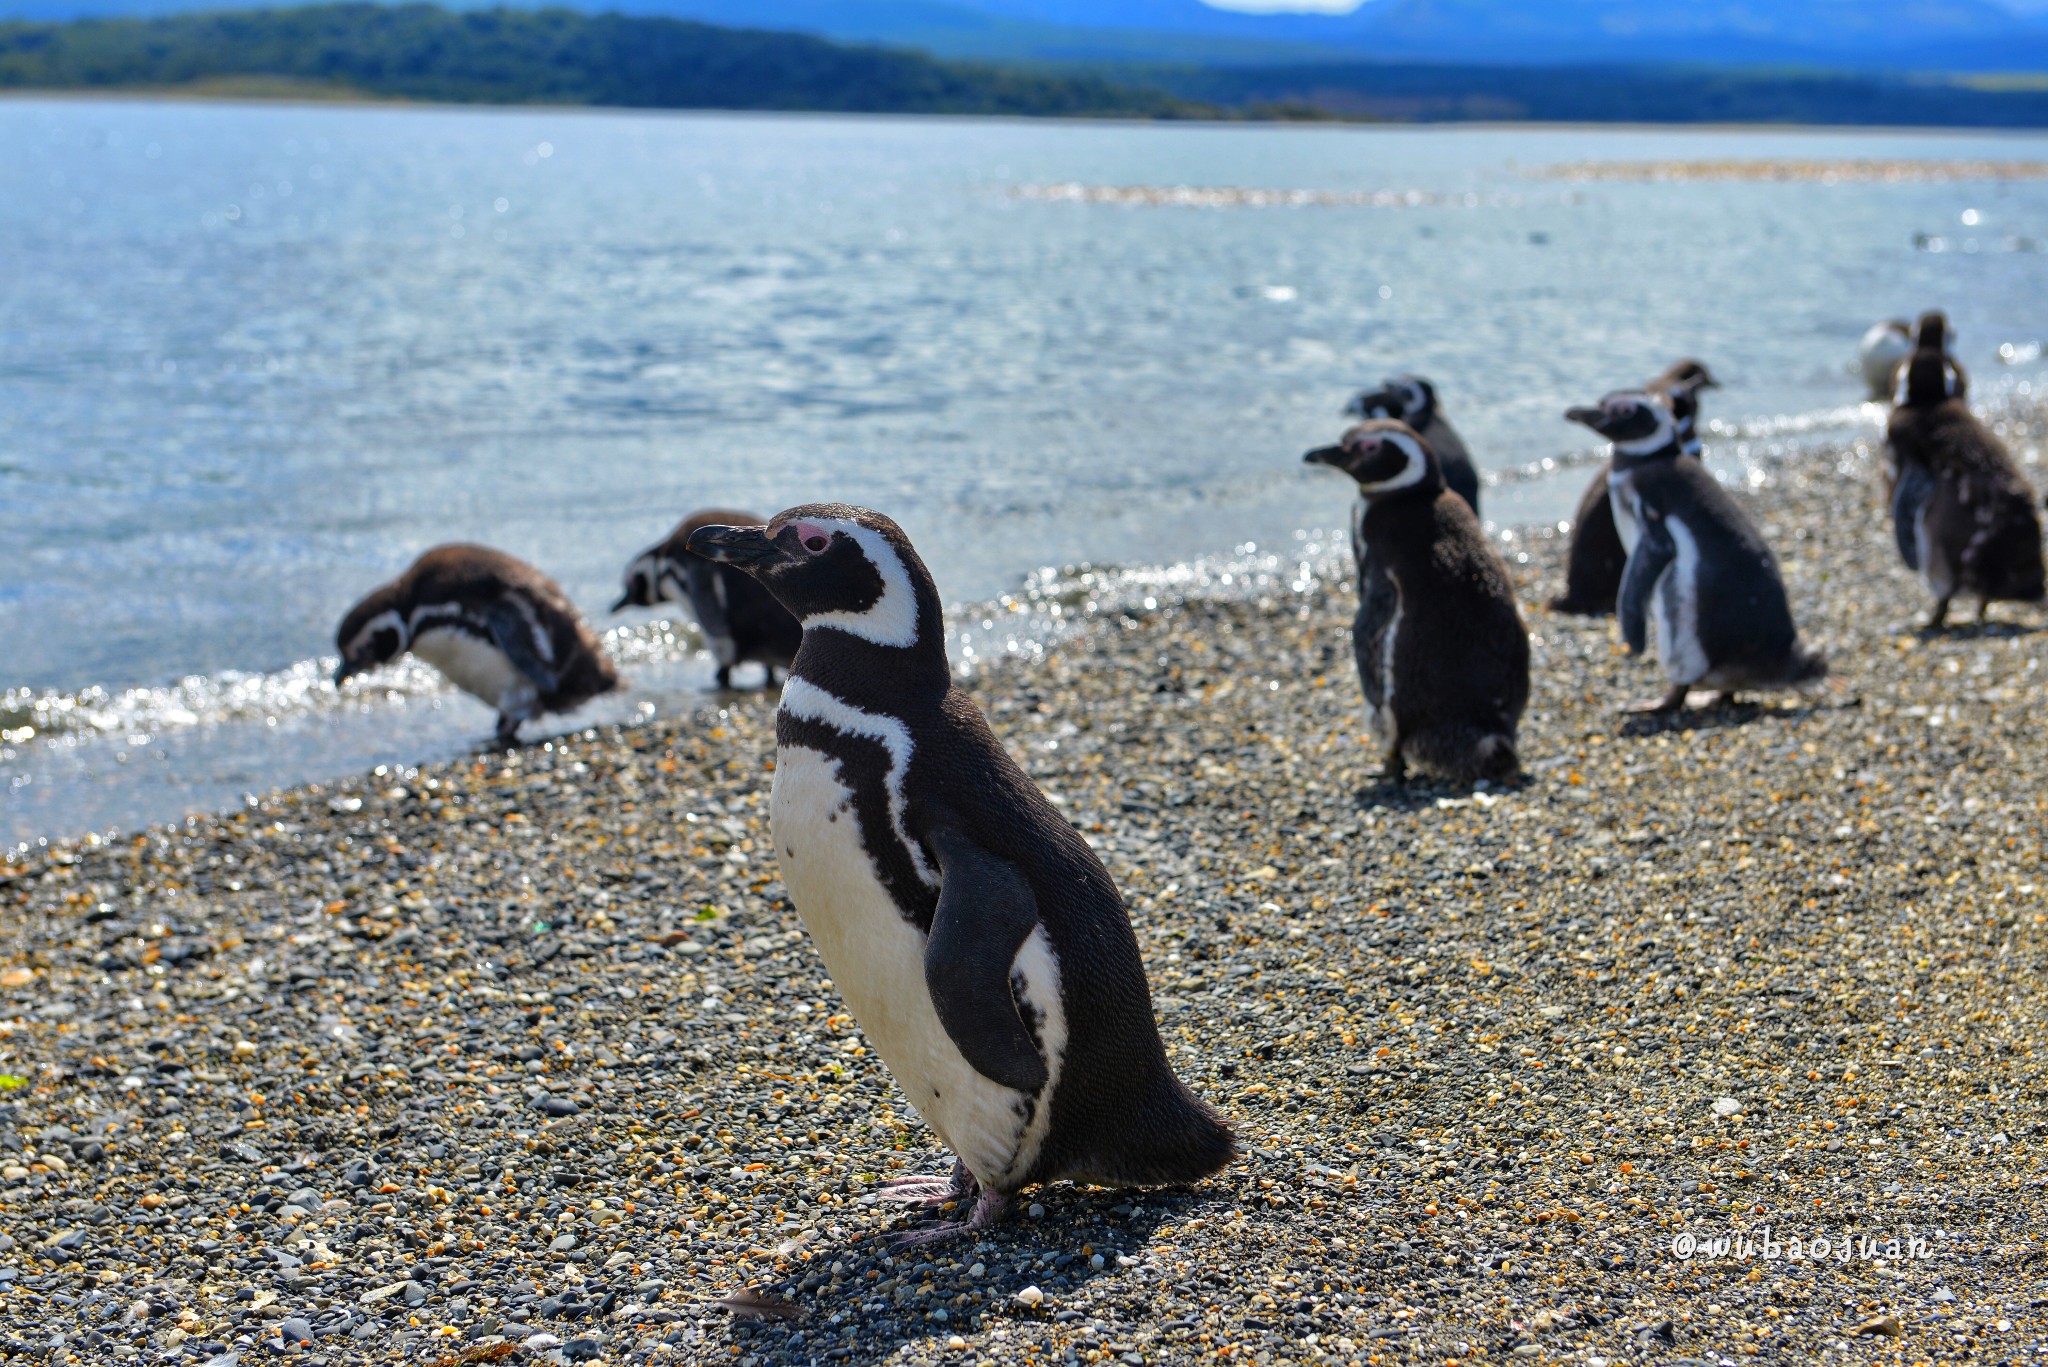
[6,100,2048,844]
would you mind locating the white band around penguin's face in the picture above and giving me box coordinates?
[1354,431,1430,496]
[792,518,923,647]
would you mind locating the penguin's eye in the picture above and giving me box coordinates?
[792,522,833,555]
[804,535,828,553]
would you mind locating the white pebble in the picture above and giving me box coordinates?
[1712,1097,1743,1117]
[1014,1285,1045,1307]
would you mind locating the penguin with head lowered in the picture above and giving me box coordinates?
[1566,392,1826,712]
[1305,420,1529,783]
[615,509,802,689]
[1886,311,2044,628]
[335,545,621,744]
[687,505,1233,1244]
[1552,359,1719,616]
[1860,319,1915,401]
[1347,374,1482,516]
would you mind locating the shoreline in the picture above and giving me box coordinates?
[1,434,2047,1364]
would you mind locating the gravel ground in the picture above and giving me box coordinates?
[3,424,2047,1367]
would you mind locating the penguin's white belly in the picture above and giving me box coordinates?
[1366,603,1400,750]
[1608,479,1641,554]
[1649,517,1710,686]
[412,628,538,717]
[770,743,1062,1188]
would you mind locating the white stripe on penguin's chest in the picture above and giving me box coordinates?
[1650,516,1708,685]
[770,742,1065,1188]
[412,627,537,716]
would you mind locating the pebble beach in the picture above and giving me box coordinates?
[2,420,2047,1367]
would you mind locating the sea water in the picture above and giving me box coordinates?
[5,99,2048,845]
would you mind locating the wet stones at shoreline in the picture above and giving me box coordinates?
[1,433,2046,1365]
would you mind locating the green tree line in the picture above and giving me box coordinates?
[0,3,1203,116]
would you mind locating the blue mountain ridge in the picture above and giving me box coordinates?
[10,0,2048,68]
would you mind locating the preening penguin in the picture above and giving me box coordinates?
[335,545,621,744]
[1566,393,1826,713]
[1552,359,1719,616]
[615,509,802,688]
[688,505,1234,1243]
[1305,421,1529,783]
[1860,320,1915,401]
[1347,374,1483,516]
[1885,311,2045,628]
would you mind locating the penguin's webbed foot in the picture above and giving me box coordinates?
[714,665,734,690]
[1922,598,1952,633]
[1620,685,1689,716]
[493,715,524,746]
[890,1190,1010,1249]
[878,1161,978,1208]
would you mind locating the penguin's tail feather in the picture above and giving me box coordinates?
[1405,727,1521,785]
[1788,643,1829,685]
[1088,1076,1237,1189]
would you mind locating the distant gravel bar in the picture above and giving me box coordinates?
[3,418,2047,1366]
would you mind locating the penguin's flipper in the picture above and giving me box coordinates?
[1616,515,1675,657]
[1890,462,1935,571]
[482,599,564,694]
[682,558,734,644]
[925,828,1051,1096]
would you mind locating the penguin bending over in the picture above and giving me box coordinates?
[615,509,802,688]
[688,505,1234,1244]
[1305,421,1529,783]
[1347,374,1482,516]
[1885,311,2044,628]
[1566,393,1826,713]
[1551,359,1718,616]
[1860,320,1915,401]
[335,545,621,744]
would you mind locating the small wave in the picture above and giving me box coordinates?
[1544,160,2048,184]
[1009,183,1520,210]
[0,618,708,747]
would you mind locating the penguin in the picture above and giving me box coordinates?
[686,505,1234,1243]
[334,545,621,744]
[1304,420,1529,783]
[1566,392,1826,712]
[1885,311,2045,628]
[615,509,802,689]
[1551,359,1719,616]
[1860,319,1915,400]
[1347,374,1482,516]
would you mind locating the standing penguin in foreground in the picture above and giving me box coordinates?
[1551,359,1719,615]
[1566,392,1827,712]
[1885,311,2044,628]
[615,509,802,688]
[334,545,621,744]
[1305,420,1529,783]
[688,505,1233,1243]
[1347,374,1483,516]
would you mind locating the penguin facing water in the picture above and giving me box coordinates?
[1347,374,1483,515]
[1305,420,1529,783]
[1566,392,1826,713]
[1885,311,2044,628]
[334,545,621,744]
[687,505,1233,1244]
[615,509,802,688]
[1551,359,1718,616]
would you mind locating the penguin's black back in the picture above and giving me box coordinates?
[1888,399,2046,603]
[1551,463,1627,614]
[1417,414,1483,515]
[1359,489,1529,745]
[399,545,620,710]
[785,654,1234,1188]
[1623,461,1809,680]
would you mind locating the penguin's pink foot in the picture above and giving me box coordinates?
[877,1163,978,1208]
[891,1190,1010,1249]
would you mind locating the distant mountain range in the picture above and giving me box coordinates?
[13,0,2048,69]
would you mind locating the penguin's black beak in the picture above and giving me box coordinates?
[1564,405,1607,432]
[1304,444,1348,468]
[609,591,633,614]
[687,524,785,570]
[332,660,356,686]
